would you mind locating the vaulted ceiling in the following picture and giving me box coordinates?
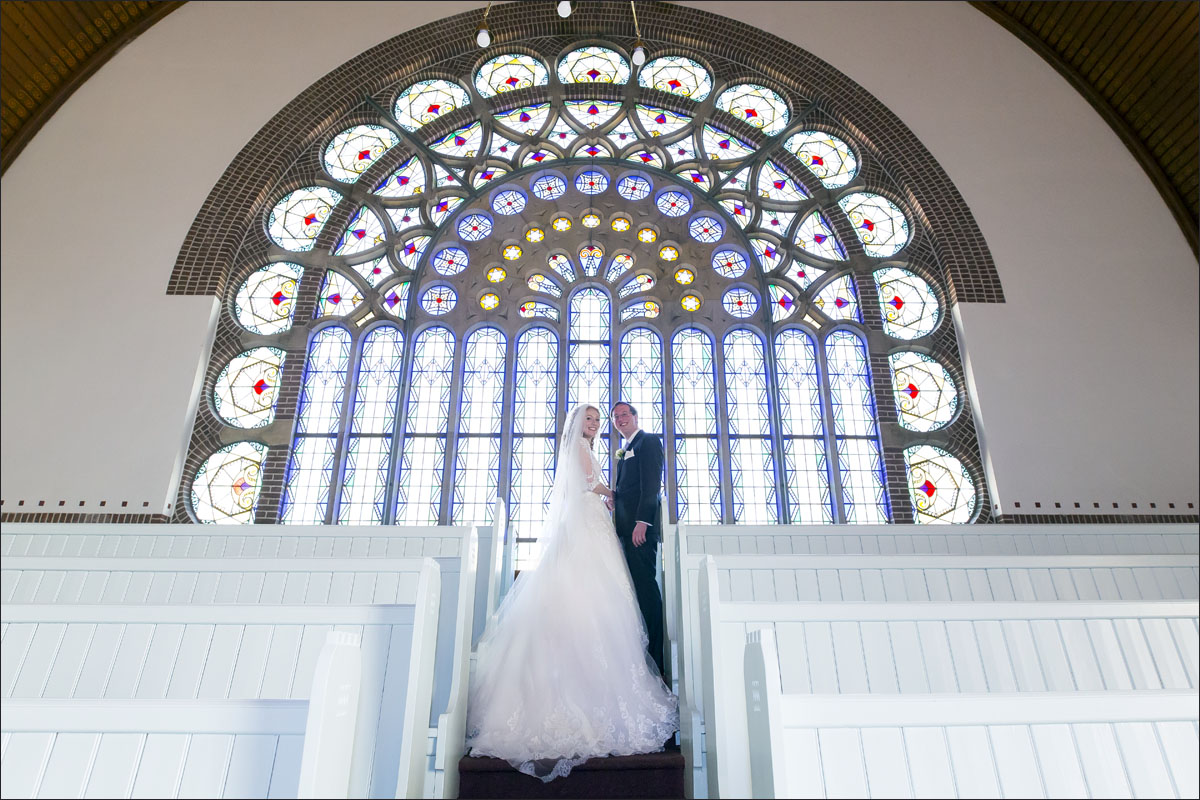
[2,1,1196,255]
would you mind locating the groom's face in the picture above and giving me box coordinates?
[612,405,638,439]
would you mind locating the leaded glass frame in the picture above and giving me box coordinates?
[183,32,990,532]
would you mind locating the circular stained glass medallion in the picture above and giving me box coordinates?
[421,285,457,315]
[681,294,702,312]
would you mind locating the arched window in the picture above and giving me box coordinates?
[187,34,987,552]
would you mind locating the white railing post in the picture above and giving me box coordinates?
[698,554,724,799]
[395,558,441,799]
[298,631,363,799]
[489,498,508,618]
[744,629,786,800]
[496,497,515,602]
[433,528,478,799]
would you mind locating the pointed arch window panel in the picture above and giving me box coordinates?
[723,329,778,524]
[190,35,987,529]
[826,331,891,524]
[395,327,455,526]
[338,325,404,524]
[511,327,558,568]
[281,326,352,524]
[672,328,722,524]
[452,327,508,526]
[774,329,833,524]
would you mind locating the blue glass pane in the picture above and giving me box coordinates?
[295,327,352,435]
[569,287,611,340]
[280,435,338,525]
[513,327,558,436]
[826,331,879,438]
[619,328,664,434]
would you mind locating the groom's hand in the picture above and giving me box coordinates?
[632,521,648,547]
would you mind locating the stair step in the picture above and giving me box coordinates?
[458,748,684,799]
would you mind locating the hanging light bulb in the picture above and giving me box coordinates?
[476,1,492,48]
[557,1,572,18]
[632,41,646,66]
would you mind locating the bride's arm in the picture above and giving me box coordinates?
[579,441,613,497]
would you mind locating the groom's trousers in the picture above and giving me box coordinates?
[620,535,665,677]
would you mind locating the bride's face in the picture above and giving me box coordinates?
[582,408,600,439]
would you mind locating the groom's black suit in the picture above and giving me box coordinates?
[612,430,666,676]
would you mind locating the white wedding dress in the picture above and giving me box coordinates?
[465,405,679,782]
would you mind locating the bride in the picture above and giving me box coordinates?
[465,403,679,781]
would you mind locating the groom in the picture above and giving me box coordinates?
[609,401,666,676]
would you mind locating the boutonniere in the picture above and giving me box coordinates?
[615,448,626,460]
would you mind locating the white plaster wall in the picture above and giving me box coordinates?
[1,1,1196,516]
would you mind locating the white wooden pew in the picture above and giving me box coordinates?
[668,542,1198,798]
[0,527,481,798]
[697,556,1200,799]
[1,561,440,798]
[745,628,1200,799]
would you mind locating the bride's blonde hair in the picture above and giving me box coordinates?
[580,405,601,448]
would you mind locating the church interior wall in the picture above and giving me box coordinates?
[1,0,1195,519]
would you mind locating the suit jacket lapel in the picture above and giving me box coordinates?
[617,430,642,485]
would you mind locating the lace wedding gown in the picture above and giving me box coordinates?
[465,411,679,782]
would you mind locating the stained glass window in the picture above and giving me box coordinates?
[432,246,468,277]
[488,189,524,216]
[719,197,752,229]
[723,330,777,523]
[839,192,910,257]
[813,275,861,322]
[527,273,562,297]
[420,285,456,315]
[712,248,749,278]
[826,331,890,524]
[722,287,759,318]
[750,237,783,272]
[374,155,425,198]
[268,187,343,252]
[605,253,635,282]
[714,83,789,136]
[619,328,664,433]
[338,326,403,524]
[511,327,558,567]
[795,211,848,261]
[672,328,721,523]
[619,273,656,298]
[193,36,983,531]
[281,326,351,524]
[317,271,365,317]
[332,207,385,256]
[453,327,508,524]
[393,79,469,130]
[757,161,808,202]
[457,213,492,241]
[519,301,560,321]
[784,130,859,188]
[904,445,977,524]
[531,174,567,200]
[656,189,692,217]
[557,46,631,85]
[565,100,622,129]
[774,329,832,523]
[635,105,692,137]
[689,215,724,243]
[381,281,410,318]
[494,104,551,137]
[475,53,550,98]
[234,262,303,335]
[214,347,285,429]
[429,121,484,159]
[325,124,400,183]
[874,267,941,339]
[617,175,653,201]
[547,253,576,281]
[620,301,661,321]
[395,327,454,525]
[701,124,755,161]
[579,244,604,276]
[638,55,712,100]
[890,351,958,432]
[192,441,266,524]
[575,169,609,195]
[767,285,797,322]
